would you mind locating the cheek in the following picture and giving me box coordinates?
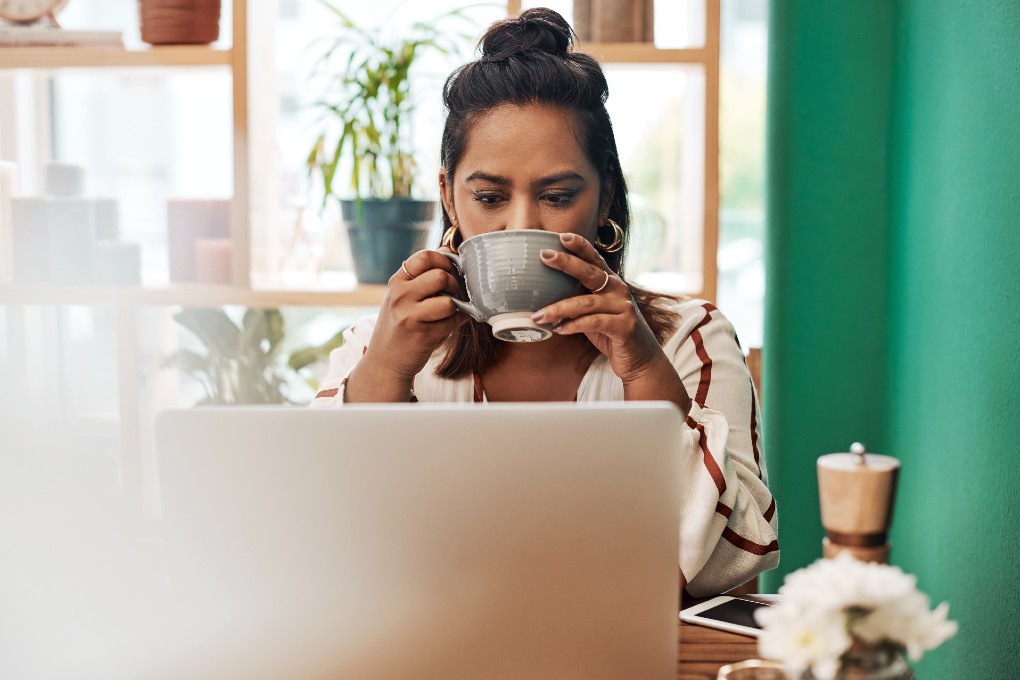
[451,189,502,237]
[573,202,601,240]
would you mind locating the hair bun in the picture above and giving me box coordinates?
[479,8,575,61]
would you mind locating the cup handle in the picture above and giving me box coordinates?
[436,251,486,322]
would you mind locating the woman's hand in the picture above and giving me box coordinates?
[531,232,692,414]
[345,249,467,402]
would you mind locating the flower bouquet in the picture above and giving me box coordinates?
[755,553,958,680]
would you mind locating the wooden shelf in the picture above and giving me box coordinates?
[0,45,233,69]
[577,43,709,64]
[0,282,388,308]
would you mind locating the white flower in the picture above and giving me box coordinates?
[855,597,959,661]
[756,604,850,680]
[756,553,958,673]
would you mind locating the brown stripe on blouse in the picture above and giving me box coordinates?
[315,376,349,400]
[690,305,715,407]
[750,384,762,477]
[686,414,727,496]
[722,527,780,555]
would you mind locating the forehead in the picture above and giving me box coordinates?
[456,104,598,180]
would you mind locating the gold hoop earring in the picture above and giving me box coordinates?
[596,218,624,253]
[441,225,460,252]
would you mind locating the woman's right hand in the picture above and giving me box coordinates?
[345,249,467,402]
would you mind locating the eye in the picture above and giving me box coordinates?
[541,191,577,207]
[472,192,506,208]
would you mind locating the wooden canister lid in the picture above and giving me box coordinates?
[817,441,901,472]
[817,443,901,536]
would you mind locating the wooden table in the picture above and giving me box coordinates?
[677,595,775,679]
[677,619,761,679]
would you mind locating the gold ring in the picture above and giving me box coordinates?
[401,261,415,280]
[592,270,611,293]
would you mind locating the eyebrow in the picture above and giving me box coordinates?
[463,171,587,187]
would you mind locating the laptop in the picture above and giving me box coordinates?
[151,402,684,680]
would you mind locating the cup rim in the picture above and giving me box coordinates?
[459,229,565,249]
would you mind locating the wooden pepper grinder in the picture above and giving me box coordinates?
[817,442,900,563]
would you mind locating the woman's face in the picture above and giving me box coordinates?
[440,104,607,242]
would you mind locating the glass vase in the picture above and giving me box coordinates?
[804,642,913,680]
[842,643,911,679]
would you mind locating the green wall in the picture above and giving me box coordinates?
[887,1,1020,677]
[763,0,894,586]
[765,1,1020,678]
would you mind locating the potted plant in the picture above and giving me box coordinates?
[755,552,957,679]
[305,2,474,284]
[162,308,294,404]
[162,307,347,405]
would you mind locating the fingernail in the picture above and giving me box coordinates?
[531,310,546,322]
[540,249,555,260]
[551,324,564,333]
[560,233,574,242]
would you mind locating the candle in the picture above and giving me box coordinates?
[96,240,141,286]
[11,197,49,283]
[47,197,97,284]
[0,161,18,281]
[93,197,121,240]
[167,198,231,282]
[194,238,233,284]
[45,161,86,198]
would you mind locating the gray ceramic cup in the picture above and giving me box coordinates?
[438,230,584,342]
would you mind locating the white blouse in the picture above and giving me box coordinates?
[312,297,779,596]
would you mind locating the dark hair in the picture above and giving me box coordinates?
[436,8,678,379]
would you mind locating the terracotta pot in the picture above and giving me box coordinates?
[589,0,654,43]
[139,0,221,46]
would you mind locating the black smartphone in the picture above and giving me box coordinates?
[679,596,771,637]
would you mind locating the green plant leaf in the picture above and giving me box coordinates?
[239,308,285,358]
[173,308,241,358]
[162,348,211,373]
[306,133,325,175]
[165,306,300,406]
[161,349,217,401]
[316,0,379,50]
[288,327,347,371]
[305,2,477,202]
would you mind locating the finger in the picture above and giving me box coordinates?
[398,249,458,281]
[418,248,459,273]
[428,310,471,338]
[539,246,617,293]
[531,292,628,326]
[550,313,623,336]
[415,295,465,323]
[558,232,608,266]
[406,269,462,300]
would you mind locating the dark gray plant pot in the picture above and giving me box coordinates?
[339,198,436,284]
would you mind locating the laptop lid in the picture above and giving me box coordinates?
[152,402,683,680]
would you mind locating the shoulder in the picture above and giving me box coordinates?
[638,296,736,346]
[644,298,747,370]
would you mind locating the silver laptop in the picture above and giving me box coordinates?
[152,402,683,680]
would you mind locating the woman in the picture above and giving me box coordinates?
[312,8,778,596]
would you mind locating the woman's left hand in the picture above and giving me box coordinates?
[532,232,663,384]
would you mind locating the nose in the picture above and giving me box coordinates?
[504,197,542,231]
